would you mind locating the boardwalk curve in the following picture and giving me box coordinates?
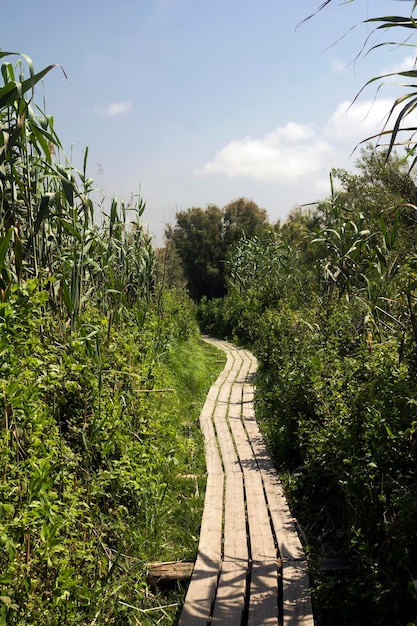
[179,338,314,626]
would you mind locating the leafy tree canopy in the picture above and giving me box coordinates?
[165,197,269,301]
[331,145,417,255]
[223,197,268,246]
[334,145,417,221]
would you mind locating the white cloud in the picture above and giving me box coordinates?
[327,97,417,144]
[198,96,417,187]
[331,58,346,74]
[382,54,417,76]
[199,122,335,182]
[325,99,393,140]
[98,101,133,117]
[313,175,333,196]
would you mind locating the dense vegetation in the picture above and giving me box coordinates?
[4,3,417,624]
[165,198,269,301]
[168,5,417,623]
[194,147,417,625]
[0,52,225,625]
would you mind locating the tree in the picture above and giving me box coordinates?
[223,197,269,247]
[333,145,417,255]
[335,145,417,212]
[165,205,225,301]
[165,198,269,301]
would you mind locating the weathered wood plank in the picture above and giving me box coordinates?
[282,560,314,626]
[146,561,193,584]
[212,470,248,623]
[180,338,314,626]
[241,382,313,625]
[228,405,255,470]
[199,395,223,476]
[242,386,305,562]
[244,468,279,625]
[264,473,306,562]
[248,559,279,626]
[211,559,247,626]
[244,469,276,558]
[213,384,240,471]
[222,471,248,562]
[178,473,223,626]
[177,553,219,626]
[198,473,224,555]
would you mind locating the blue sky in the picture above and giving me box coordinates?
[2,0,414,244]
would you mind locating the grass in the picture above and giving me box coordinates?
[0,294,226,625]
[0,50,229,626]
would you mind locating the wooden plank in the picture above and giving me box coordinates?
[264,473,306,562]
[240,381,314,625]
[178,555,219,626]
[222,471,248,562]
[146,561,193,584]
[244,465,275,560]
[248,559,279,626]
[211,559,248,626]
[282,560,314,626]
[199,395,223,476]
[244,469,279,625]
[228,402,256,470]
[227,364,258,471]
[212,470,248,623]
[178,473,223,626]
[242,387,305,562]
[197,473,224,559]
[225,384,255,475]
[227,383,242,416]
[213,384,240,471]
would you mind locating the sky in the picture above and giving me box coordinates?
[2,0,415,244]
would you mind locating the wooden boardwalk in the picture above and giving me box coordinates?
[179,338,314,626]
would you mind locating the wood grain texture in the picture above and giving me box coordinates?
[178,338,314,626]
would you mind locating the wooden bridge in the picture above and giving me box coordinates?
[178,338,314,626]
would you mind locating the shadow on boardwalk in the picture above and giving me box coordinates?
[178,338,314,626]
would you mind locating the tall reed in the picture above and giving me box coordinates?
[0,52,155,331]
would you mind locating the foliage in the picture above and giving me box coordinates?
[198,147,417,624]
[0,51,226,625]
[222,197,268,246]
[0,51,154,332]
[165,197,270,301]
[253,299,417,624]
[313,2,417,166]
[198,226,316,344]
[0,286,224,625]
[165,205,225,301]
[332,146,417,255]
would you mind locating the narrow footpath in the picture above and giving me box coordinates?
[179,338,314,626]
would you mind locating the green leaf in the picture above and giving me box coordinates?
[0,227,13,269]
[56,165,75,206]
[0,63,57,110]
[58,218,82,241]
[60,276,73,316]
[34,195,53,234]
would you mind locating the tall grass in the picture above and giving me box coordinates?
[0,52,154,332]
[0,51,223,625]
